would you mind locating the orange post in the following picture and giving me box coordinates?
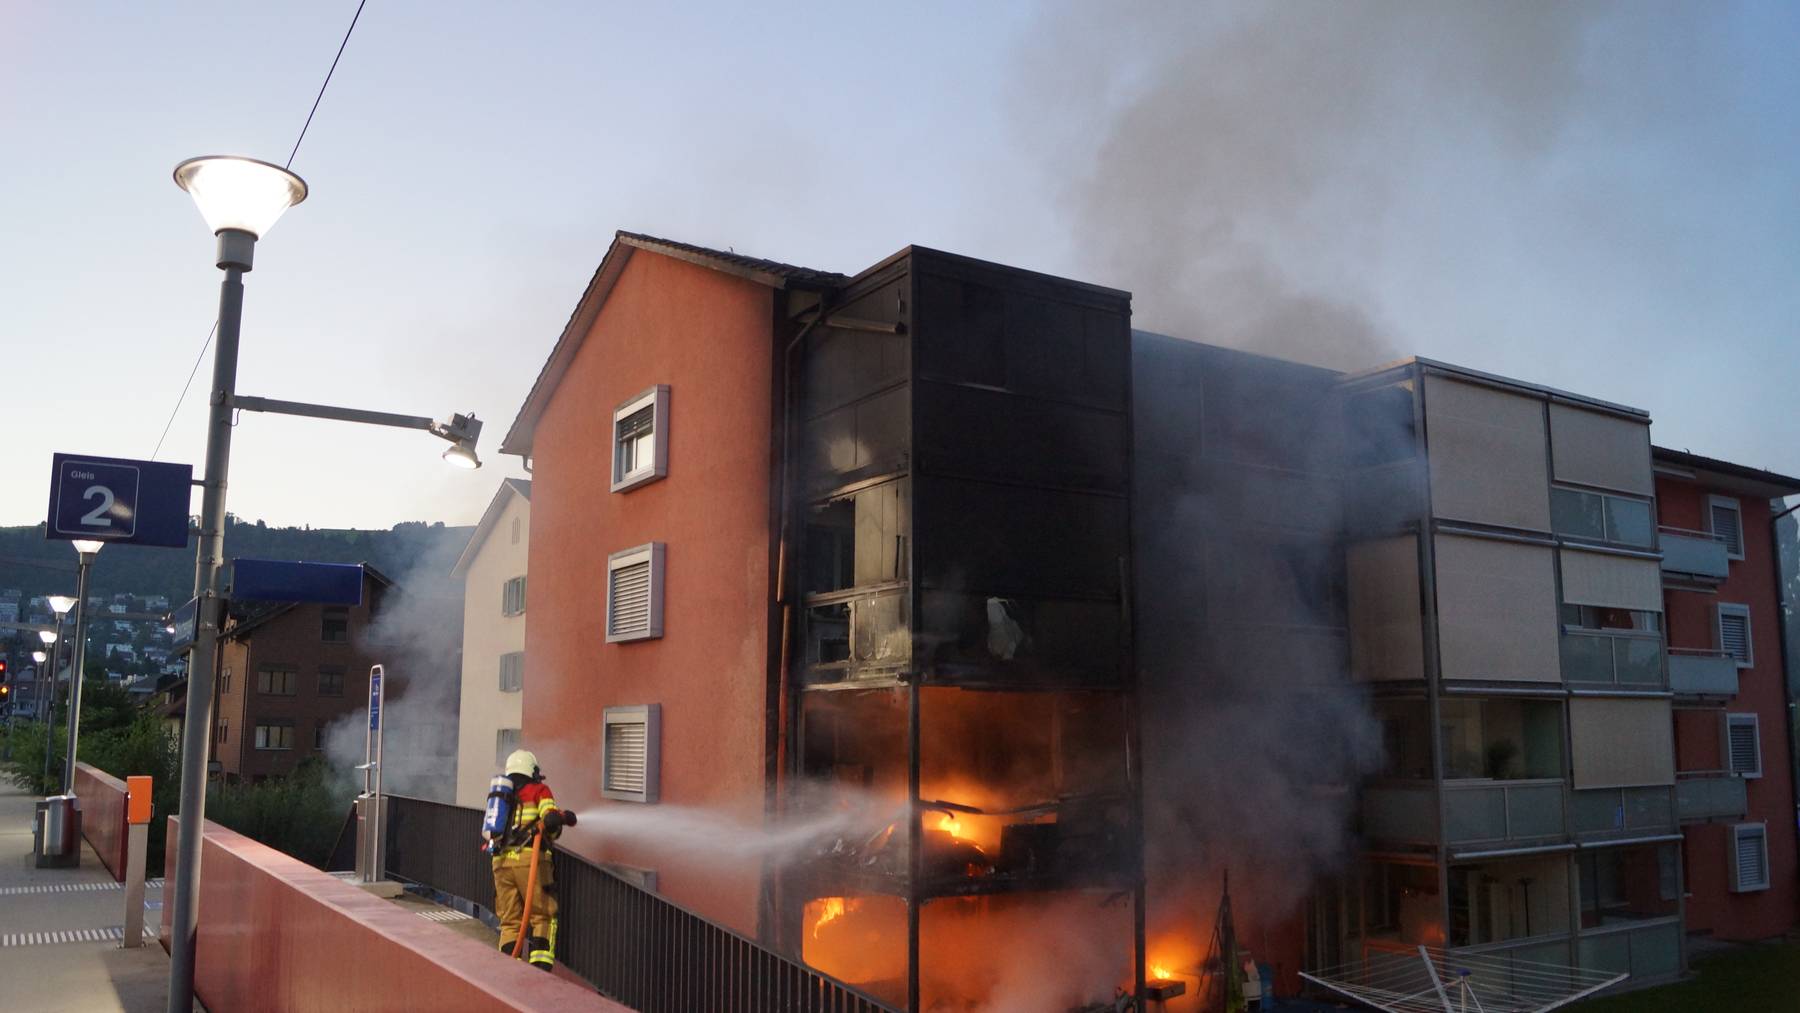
[126,776,153,825]
[510,825,545,959]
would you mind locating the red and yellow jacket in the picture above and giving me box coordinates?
[491,780,561,862]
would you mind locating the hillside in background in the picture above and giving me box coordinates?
[0,516,473,607]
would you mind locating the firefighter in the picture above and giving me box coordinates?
[488,748,577,970]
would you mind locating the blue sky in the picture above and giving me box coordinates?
[2,2,1795,529]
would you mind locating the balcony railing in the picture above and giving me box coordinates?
[1658,527,1729,580]
[1444,780,1566,846]
[1577,919,1683,983]
[1667,649,1738,697]
[1561,631,1665,688]
[1570,786,1675,839]
[384,795,899,1013]
[1361,783,1438,843]
[1676,771,1748,822]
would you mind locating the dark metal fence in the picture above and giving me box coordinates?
[384,795,898,1013]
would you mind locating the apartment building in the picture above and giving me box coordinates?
[451,478,531,807]
[1345,360,1686,987]
[1653,447,1800,942]
[214,566,390,782]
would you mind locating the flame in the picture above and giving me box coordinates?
[934,812,967,840]
[1150,963,1174,981]
[811,896,859,939]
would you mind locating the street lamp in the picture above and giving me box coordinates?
[38,618,64,786]
[166,154,305,1013]
[60,540,102,797]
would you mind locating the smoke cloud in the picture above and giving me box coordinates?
[1017,1,1619,371]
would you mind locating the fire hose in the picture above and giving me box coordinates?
[510,824,547,959]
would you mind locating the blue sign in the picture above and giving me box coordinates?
[168,597,199,654]
[368,667,382,731]
[46,453,192,548]
[230,559,364,605]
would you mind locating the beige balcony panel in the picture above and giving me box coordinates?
[1435,534,1561,682]
[1349,534,1424,681]
[1549,403,1653,495]
[1570,697,1675,789]
[1424,375,1551,531]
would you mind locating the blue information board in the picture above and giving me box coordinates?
[368,667,382,731]
[230,559,364,605]
[45,453,192,548]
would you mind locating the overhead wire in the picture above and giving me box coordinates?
[150,0,369,460]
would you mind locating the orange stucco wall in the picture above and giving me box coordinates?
[524,248,777,936]
[74,762,128,881]
[161,816,623,1012]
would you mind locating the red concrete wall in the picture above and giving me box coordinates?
[1658,476,1797,941]
[525,248,777,936]
[74,762,127,882]
[161,816,624,1012]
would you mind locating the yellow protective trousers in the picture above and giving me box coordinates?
[493,852,559,969]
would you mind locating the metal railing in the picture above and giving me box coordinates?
[1570,786,1675,838]
[1667,649,1738,697]
[1444,779,1566,845]
[1675,771,1748,821]
[1658,527,1729,579]
[384,795,899,1013]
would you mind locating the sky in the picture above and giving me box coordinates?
[1,2,1796,530]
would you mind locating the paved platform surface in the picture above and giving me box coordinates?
[0,784,190,1013]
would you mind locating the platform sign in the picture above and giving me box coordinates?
[46,453,192,548]
[367,666,383,732]
[229,559,364,605]
[167,597,199,655]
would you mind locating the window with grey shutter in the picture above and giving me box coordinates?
[498,651,524,693]
[602,704,660,803]
[502,576,527,617]
[1709,496,1744,558]
[606,543,665,642]
[612,386,670,492]
[1731,823,1770,892]
[495,727,521,766]
[1717,603,1753,667]
[1726,713,1761,778]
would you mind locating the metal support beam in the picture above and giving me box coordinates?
[227,395,436,432]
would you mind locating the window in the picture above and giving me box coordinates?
[317,665,345,697]
[215,719,227,744]
[321,607,349,643]
[1578,844,1679,928]
[502,576,527,617]
[1726,713,1762,778]
[1708,495,1744,559]
[1731,823,1771,892]
[510,516,521,545]
[495,727,521,766]
[1551,487,1654,547]
[253,722,295,750]
[220,668,232,695]
[314,722,327,750]
[1560,604,1664,686]
[499,651,524,693]
[1439,697,1564,780]
[611,385,670,492]
[602,705,660,803]
[1717,603,1753,667]
[606,543,665,643]
[257,666,298,696]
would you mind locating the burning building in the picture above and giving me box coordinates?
[497,231,1794,1010]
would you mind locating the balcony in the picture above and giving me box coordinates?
[1561,632,1664,689]
[1444,780,1566,847]
[1362,783,1438,844]
[1676,772,1748,822]
[1667,649,1738,697]
[1571,786,1675,840]
[1659,527,1729,581]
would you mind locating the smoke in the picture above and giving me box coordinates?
[321,532,468,802]
[1017,1,1618,371]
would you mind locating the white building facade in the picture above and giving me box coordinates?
[451,478,531,807]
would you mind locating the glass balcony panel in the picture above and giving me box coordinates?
[1362,784,1438,843]
[1577,931,1631,976]
[1629,921,1682,979]
[1552,488,1606,540]
[1571,789,1626,835]
[1603,498,1653,547]
[1659,529,1729,580]
[1676,774,1747,821]
[1667,651,1738,696]
[1613,638,1663,686]
[1623,786,1673,830]
[1445,785,1507,843]
[1561,633,1613,683]
[1506,782,1567,839]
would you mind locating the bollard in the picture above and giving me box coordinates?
[123,775,152,948]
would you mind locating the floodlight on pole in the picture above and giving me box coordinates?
[60,538,101,798]
[46,595,76,616]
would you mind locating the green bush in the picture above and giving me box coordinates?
[78,712,183,870]
[0,720,66,797]
[204,759,355,869]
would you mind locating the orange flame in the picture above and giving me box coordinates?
[1150,963,1174,981]
[934,812,967,840]
[811,897,859,939]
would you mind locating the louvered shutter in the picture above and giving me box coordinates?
[606,543,664,642]
[1732,824,1770,892]
[602,705,660,802]
[1718,606,1752,665]
[1726,715,1761,777]
[1710,501,1743,556]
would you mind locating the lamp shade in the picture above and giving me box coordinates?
[173,155,308,238]
[46,595,77,616]
[71,539,105,556]
[38,630,58,645]
[442,443,482,470]
[32,651,47,664]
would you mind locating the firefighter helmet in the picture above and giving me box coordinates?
[504,749,540,778]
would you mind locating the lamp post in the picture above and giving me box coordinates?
[60,540,102,795]
[166,154,307,1013]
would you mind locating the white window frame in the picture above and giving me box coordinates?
[1716,602,1754,669]
[1730,822,1770,893]
[1707,494,1744,560]
[611,385,670,493]
[605,542,666,643]
[601,704,660,803]
[1725,712,1762,779]
[254,722,294,751]
[498,651,524,693]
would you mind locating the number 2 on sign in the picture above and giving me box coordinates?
[80,485,116,528]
